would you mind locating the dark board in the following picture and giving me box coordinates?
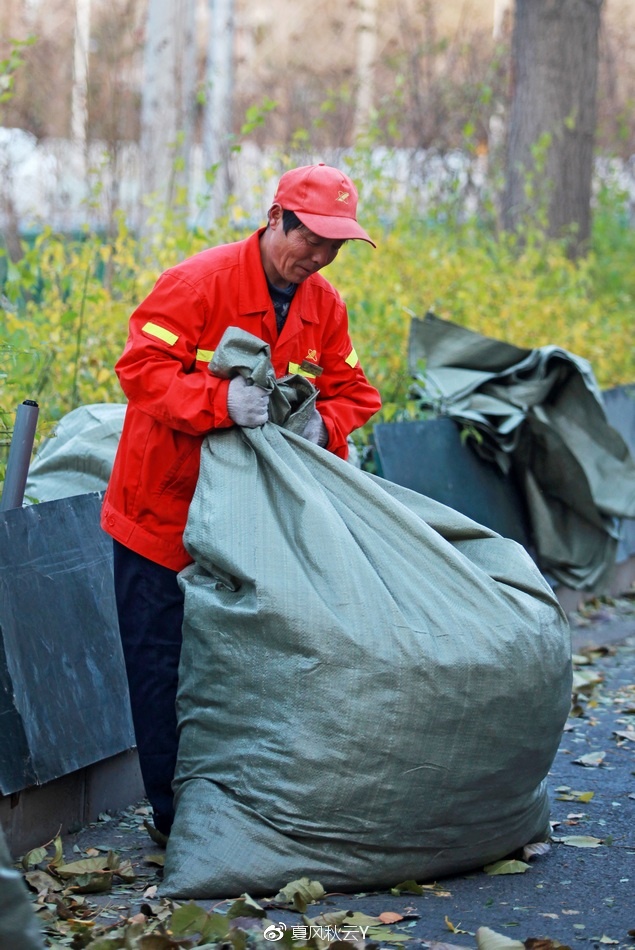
[373,417,532,548]
[0,492,134,795]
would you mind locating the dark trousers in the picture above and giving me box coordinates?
[112,540,184,835]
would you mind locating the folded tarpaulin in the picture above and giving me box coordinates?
[408,313,635,591]
[161,327,571,899]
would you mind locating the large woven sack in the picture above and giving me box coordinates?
[162,329,572,899]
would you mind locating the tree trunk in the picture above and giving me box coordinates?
[71,0,91,199]
[71,0,91,149]
[503,0,603,257]
[353,0,378,138]
[493,0,512,39]
[202,0,235,223]
[139,0,197,236]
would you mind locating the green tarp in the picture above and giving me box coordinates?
[25,403,125,503]
[161,328,571,899]
[408,313,635,591]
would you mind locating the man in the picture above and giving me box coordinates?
[101,163,381,837]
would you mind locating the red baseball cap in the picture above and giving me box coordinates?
[273,163,376,247]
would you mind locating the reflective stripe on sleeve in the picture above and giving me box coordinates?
[288,361,317,379]
[142,322,179,346]
[345,347,359,368]
[196,348,215,363]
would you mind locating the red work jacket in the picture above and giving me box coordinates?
[101,228,381,571]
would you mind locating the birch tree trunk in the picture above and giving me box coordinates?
[354,0,378,138]
[71,0,91,159]
[493,0,512,39]
[139,0,197,235]
[502,0,604,257]
[202,0,235,223]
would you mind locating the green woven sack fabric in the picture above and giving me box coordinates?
[162,328,572,899]
[0,828,44,950]
[408,312,635,591]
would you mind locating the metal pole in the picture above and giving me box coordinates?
[0,400,39,511]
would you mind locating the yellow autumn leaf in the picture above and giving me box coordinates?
[483,859,531,875]
[560,835,603,848]
[55,856,110,878]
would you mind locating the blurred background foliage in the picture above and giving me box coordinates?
[1,0,634,461]
[2,162,633,444]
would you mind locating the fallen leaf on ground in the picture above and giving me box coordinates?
[523,842,551,861]
[571,669,603,691]
[573,751,606,767]
[24,869,64,893]
[367,926,412,944]
[558,835,603,848]
[475,925,524,950]
[144,853,165,866]
[68,870,114,893]
[54,856,111,877]
[21,834,64,873]
[391,879,424,895]
[226,895,267,920]
[483,859,531,875]
[274,876,325,910]
[379,912,405,924]
[444,916,473,935]
[556,790,594,802]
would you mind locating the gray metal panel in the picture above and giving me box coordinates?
[0,492,134,795]
[603,383,635,452]
[373,417,532,548]
[0,635,37,793]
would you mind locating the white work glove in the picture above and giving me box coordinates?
[302,408,328,447]
[227,375,270,427]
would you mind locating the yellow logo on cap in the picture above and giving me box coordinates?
[336,191,350,203]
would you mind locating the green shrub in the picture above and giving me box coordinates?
[1,160,634,485]
[332,185,635,418]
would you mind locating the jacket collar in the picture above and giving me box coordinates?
[237,228,320,325]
